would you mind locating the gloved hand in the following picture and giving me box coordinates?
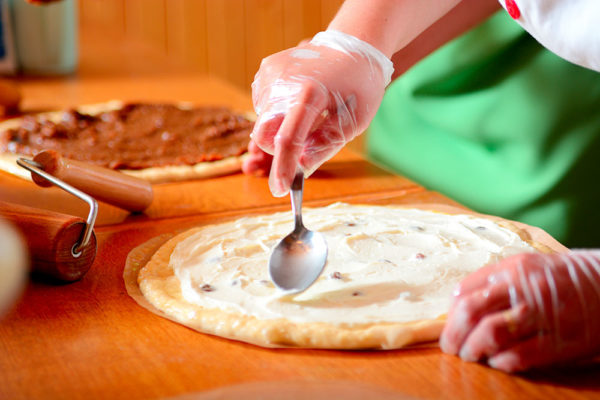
[440,250,600,373]
[244,30,394,197]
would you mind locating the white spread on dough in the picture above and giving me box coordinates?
[170,203,535,325]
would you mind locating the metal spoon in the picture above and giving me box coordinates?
[269,171,328,293]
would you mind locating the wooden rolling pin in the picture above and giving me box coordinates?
[0,201,97,282]
[31,150,153,212]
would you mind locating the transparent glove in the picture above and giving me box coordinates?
[440,250,600,373]
[245,30,393,197]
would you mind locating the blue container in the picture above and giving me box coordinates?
[0,0,17,74]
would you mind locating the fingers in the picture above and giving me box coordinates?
[458,303,537,363]
[299,125,344,177]
[450,262,504,300]
[250,113,284,156]
[440,282,512,355]
[298,93,362,176]
[487,334,564,373]
[242,140,273,177]
[444,251,600,373]
[268,98,326,197]
[252,76,328,196]
[487,307,600,373]
[451,253,541,301]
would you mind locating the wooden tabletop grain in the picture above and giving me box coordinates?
[1,76,599,400]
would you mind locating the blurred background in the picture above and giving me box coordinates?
[1,0,345,92]
[80,0,344,91]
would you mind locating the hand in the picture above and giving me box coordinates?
[242,139,273,177]
[246,30,393,196]
[440,250,600,373]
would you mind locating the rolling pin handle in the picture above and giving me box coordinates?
[30,150,153,212]
[17,157,98,254]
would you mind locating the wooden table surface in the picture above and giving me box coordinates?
[1,76,599,400]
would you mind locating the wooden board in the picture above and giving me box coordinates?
[1,75,599,400]
[1,193,597,400]
[0,75,418,225]
[0,148,421,226]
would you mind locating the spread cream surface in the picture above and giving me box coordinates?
[170,203,535,325]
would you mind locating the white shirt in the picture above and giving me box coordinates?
[498,0,600,72]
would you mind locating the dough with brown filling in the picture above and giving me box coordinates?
[0,101,253,183]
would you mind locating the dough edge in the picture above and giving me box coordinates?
[125,204,567,350]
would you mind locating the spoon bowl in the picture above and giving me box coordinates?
[269,172,328,292]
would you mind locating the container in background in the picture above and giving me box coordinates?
[11,0,77,75]
[0,0,17,74]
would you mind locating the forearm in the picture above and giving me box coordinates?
[390,0,500,77]
[328,0,463,58]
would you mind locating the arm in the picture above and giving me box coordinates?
[389,0,500,77]
[247,0,478,195]
[327,0,462,58]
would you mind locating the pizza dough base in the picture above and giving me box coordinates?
[0,101,252,183]
[125,204,567,350]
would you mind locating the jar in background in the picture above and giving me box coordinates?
[11,0,77,75]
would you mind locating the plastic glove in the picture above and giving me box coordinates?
[242,139,273,178]
[440,250,600,373]
[245,30,394,197]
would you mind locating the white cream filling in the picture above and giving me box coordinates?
[170,203,535,325]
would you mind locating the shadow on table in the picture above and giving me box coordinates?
[312,160,394,180]
[522,360,600,390]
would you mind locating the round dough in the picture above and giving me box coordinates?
[131,203,563,349]
[0,101,252,183]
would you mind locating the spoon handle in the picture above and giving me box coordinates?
[291,171,304,231]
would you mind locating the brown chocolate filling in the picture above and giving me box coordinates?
[0,103,253,170]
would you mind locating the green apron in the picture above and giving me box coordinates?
[367,11,600,248]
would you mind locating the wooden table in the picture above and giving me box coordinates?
[1,76,599,400]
